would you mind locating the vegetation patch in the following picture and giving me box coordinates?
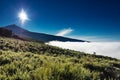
[0,37,120,80]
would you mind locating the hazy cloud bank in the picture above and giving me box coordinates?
[47,41,120,59]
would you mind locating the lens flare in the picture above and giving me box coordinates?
[18,9,29,24]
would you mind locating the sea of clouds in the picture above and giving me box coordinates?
[47,41,120,59]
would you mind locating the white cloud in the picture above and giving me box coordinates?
[56,28,73,36]
[47,41,120,59]
[67,36,119,42]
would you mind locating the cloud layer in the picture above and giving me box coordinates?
[47,41,120,59]
[67,36,116,42]
[56,28,73,36]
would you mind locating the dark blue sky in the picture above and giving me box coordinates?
[0,0,120,41]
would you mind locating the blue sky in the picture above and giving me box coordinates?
[0,0,120,41]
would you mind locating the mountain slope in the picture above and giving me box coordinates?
[0,37,120,80]
[3,24,87,42]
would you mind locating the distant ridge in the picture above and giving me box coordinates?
[2,24,88,42]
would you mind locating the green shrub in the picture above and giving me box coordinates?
[0,37,120,80]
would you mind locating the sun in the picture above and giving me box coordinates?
[18,9,29,24]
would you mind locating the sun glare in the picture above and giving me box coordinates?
[18,9,29,24]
